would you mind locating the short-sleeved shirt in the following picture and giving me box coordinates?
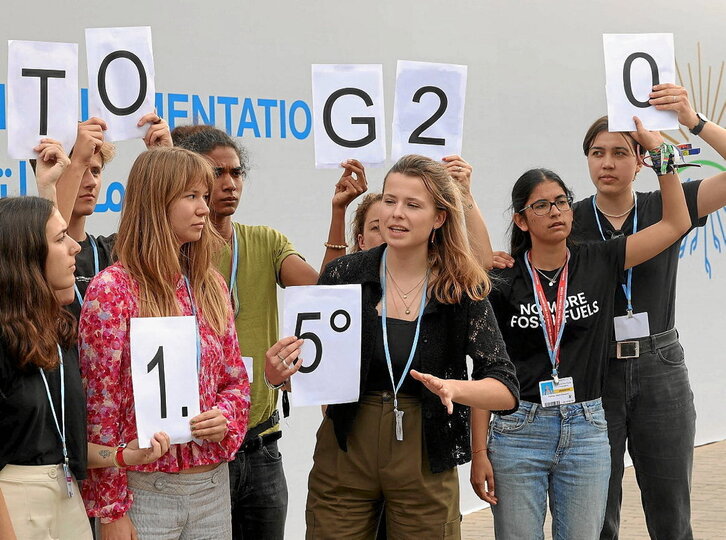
[489,239,626,404]
[0,342,87,480]
[67,233,116,321]
[572,181,706,335]
[216,223,300,432]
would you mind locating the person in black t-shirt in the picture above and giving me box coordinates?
[574,89,726,540]
[460,118,692,540]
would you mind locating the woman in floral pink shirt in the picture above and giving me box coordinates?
[80,147,250,540]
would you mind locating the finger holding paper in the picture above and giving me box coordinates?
[139,112,173,148]
[189,408,229,443]
[265,336,305,386]
[123,432,172,466]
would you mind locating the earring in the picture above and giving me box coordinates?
[430,228,437,244]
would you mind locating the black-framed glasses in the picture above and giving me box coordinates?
[519,196,573,216]
[213,166,245,179]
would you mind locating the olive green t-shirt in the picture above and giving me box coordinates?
[216,223,299,433]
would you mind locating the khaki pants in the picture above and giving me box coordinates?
[306,393,461,539]
[0,464,92,540]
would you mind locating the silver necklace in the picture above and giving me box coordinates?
[535,265,564,287]
[595,196,635,219]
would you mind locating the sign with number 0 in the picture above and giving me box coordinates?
[312,64,386,168]
[130,316,200,448]
[283,285,362,407]
[392,60,467,161]
[603,33,678,132]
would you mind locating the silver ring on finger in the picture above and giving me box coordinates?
[672,95,677,103]
[283,360,291,369]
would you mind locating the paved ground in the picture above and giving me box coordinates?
[461,440,726,539]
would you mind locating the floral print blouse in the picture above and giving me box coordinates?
[79,263,249,521]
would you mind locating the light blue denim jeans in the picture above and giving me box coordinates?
[488,399,611,540]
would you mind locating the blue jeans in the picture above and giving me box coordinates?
[601,340,696,540]
[228,438,288,540]
[489,399,611,540]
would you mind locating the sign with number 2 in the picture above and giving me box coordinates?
[130,316,200,448]
[283,285,362,407]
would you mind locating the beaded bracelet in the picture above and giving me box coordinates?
[324,242,348,250]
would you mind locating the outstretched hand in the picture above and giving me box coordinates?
[410,369,455,414]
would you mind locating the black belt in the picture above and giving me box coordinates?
[239,410,281,453]
[608,327,679,359]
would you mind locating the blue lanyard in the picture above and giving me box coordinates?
[379,248,428,408]
[73,235,99,307]
[182,276,202,372]
[229,231,239,318]
[591,194,637,313]
[39,345,73,497]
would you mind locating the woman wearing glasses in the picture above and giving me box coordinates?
[458,117,692,539]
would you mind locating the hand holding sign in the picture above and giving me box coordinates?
[282,285,362,406]
[392,61,467,161]
[86,26,156,142]
[603,33,678,132]
[312,64,386,168]
[130,316,201,448]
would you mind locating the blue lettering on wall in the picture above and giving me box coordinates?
[167,93,189,127]
[0,84,5,130]
[289,100,312,139]
[237,98,261,137]
[216,96,239,134]
[192,95,215,126]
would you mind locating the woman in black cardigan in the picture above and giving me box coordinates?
[267,154,519,539]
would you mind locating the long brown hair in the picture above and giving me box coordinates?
[384,155,491,304]
[114,147,228,334]
[0,197,75,369]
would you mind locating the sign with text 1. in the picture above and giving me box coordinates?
[312,64,386,168]
[282,285,362,406]
[130,316,200,448]
[7,40,78,159]
[603,33,678,132]
[392,60,467,161]
[86,26,156,142]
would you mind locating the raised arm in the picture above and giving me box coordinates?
[32,139,70,212]
[624,117,690,269]
[443,156,494,269]
[649,83,726,217]
[53,118,106,223]
[320,159,368,272]
[138,112,173,149]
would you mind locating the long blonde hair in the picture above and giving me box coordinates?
[384,155,490,304]
[115,147,228,334]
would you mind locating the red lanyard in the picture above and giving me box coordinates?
[525,251,569,381]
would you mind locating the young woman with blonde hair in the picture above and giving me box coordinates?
[267,154,519,539]
[80,147,250,540]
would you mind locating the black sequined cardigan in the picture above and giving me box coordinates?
[320,244,520,474]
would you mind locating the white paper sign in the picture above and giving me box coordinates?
[312,64,386,168]
[86,26,156,142]
[7,40,78,159]
[130,316,201,448]
[392,60,467,161]
[242,356,254,383]
[603,33,678,132]
[283,285,362,406]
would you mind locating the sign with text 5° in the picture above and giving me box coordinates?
[603,33,678,132]
[130,316,200,448]
[392,60,467,161]
[312,64,386,168]
[283,284,362,407]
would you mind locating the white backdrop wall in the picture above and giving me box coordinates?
[2,1,725,536]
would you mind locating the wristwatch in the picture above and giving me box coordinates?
[689,112,709,136]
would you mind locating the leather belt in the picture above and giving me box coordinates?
[239,410,281,453]
[609,327,678,359]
